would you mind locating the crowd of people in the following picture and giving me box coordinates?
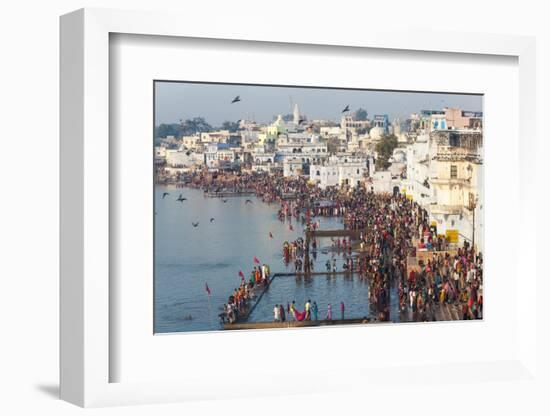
[219,264,271,324]
[272,300,347,322]
[191,170,483,324]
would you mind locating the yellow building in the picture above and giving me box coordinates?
[428,129,483,251]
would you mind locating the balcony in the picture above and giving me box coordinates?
[430,178,470,186]
[428,204,464,215]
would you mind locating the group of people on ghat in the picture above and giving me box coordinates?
[328,188,483,322]
[273,300,346,322]
[220,281,253,324]
[275,182,483,323]
[250,264,270,285]
[191,170,483,324]
[402,247,483,320]
[219,263,271,324]
[282,237,316,272]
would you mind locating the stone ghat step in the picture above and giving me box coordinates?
[434,303,462,321]
[306,229,363,238]
[277,271,359,277]
[224,318,370,330]
[205,191,256,197]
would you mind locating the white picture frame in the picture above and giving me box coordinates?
[60,7,538,408]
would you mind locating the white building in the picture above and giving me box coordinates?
[200,130,231,143]
[204,143,235,168]
[400,133,433,206]
[165,148,200,168]
[309,156,366,189]
[251,149,276,164]
[369,126,385,141]
[320,126,342,138]
[371,171,393,193]
[240,129,260,145]
[276,134,328,165]
[340,115,370,130]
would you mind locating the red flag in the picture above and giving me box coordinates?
[253,256,260,264]
[238,270,245,280]
[289,224,294,231]
[205,282,211,296]
[269,232,273,239]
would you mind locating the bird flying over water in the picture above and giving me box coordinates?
[191,222,199,227]
[245,199,253,204]
[342,105,350,113]
[231,95,241,104]
[177,194,187,202]
[162,192,170,199]
[222,199,228,203]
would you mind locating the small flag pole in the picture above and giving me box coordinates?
[205,282,214,329]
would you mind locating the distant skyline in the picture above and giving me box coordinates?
[155,81,483,127]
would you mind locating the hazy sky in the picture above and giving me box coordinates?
[155,81,483,127]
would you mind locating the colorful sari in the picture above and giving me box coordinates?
[293,309,307,321]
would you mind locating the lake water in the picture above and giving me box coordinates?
[154,185,399,333]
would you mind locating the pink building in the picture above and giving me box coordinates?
[444,108,483,129]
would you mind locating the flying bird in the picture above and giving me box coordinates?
[245,199,253,204]
[191,222,199,228]
[210,218,215,223]
[162,192,170,199]
[176,194,187,202]
[342,105,350,113]
[222,199,228,203]
[231,95,241,104]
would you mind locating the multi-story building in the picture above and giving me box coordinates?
[204,143,235,168]
[340,115,371,130]
[276,133,328,165]
[165,148,201,168]
[320,126,342,139]
[181,134,201,150]
[427,129,483,249]
[200,130,231,143]
[283,157,305,177]
[444,108,483,130]
[372,114,389,133]
[309,155,367,189]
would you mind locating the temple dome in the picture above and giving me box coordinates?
[274,114,285,126]
[369,126,383,140]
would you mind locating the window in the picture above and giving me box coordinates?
[449,132,460,147]
[450,165,458,179]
